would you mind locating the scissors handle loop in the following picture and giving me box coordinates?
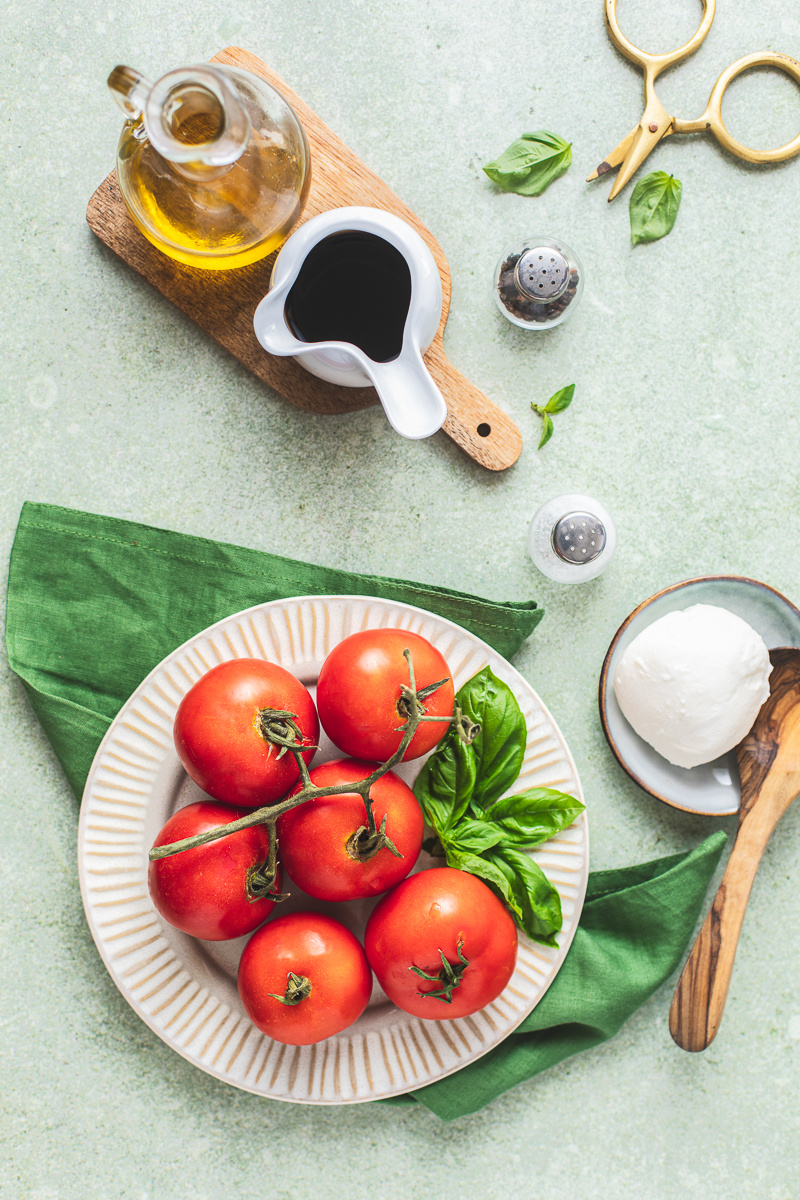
[674,51,800,163]
[605,0,715,77]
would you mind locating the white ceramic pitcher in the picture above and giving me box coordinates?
[252,207,447,440]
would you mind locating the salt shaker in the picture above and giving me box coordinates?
[528,494,617,583]
[494,236,584,330]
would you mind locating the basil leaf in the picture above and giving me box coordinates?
[442,844,514,895]
[629,171,682,246]
[456,667,527,810]
[544,384,574,414]
[485,788,585,847]
[485,847,562,947]
[443,818,506,856]
[483,131,572,197]
[537,412,554,450]
[413,729,477,835]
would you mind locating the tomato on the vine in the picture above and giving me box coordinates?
[238,911,373,1045]
[316,629,454,762]
[173,659,318,807]
[364,867,518,1020]
[277,757,424,901]
[148,801,284,940]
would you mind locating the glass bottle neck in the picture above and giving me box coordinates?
[108,64,251,180]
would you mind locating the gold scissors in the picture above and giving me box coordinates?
[589,0,800,199]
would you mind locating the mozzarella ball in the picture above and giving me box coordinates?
[613,604,771,769]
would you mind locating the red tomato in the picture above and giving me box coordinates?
[316,629,454,762]
[364,867,518,1020]
[174,659,318,807]
[238,912,372,1045]
[148,801,284,941]
[278,758,424,901]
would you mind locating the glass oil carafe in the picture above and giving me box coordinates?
[108,63,311,270]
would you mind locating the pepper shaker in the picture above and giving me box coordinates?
[494,236,584,330]
[528,493,617,583]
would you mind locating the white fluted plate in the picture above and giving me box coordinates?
[78,596,588,1104]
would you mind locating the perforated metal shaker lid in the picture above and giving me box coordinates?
[552,511,606,564]
[515,247,570,302]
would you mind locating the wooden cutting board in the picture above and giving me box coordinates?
[86,46,522,471]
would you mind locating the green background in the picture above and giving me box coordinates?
[2,0,800,1196]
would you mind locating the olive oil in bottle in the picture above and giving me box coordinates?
[109,63,310,270]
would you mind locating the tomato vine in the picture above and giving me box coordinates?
[149,649,468,885]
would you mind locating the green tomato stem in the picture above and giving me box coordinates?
[246,821,289,902]
[409,939,470,1003]
[268,971,312,1006]
[345,812,403,862]
[255,708,316,761]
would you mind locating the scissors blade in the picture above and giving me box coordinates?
[607,112,674,200]
[587,128,637,181]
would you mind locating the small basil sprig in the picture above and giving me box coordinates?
[483,131,572,196]
[531,384,574,450]
[414,666,585,947]
[630,171,682,246]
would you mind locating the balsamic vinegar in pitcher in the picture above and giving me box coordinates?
[284,231,412,361]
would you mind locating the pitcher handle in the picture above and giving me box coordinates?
[365,347,447,440]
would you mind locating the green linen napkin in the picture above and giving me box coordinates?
[4,501,725,1120]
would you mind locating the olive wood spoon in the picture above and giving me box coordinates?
[669,647,800,1052]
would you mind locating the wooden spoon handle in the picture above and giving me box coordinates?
[669,812,774,1051]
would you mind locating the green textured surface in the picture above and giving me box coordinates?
[1,0,800,1195]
